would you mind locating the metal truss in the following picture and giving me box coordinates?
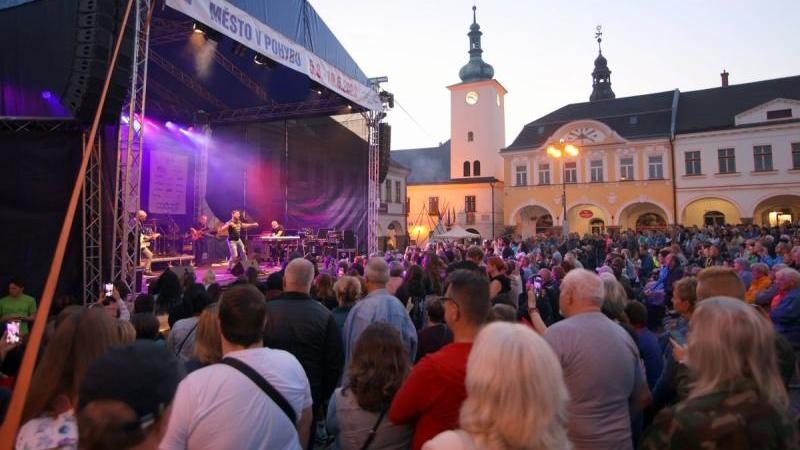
[149,50,229,110]
[112,0,153,296]
[213,51,273,104]
[149,17,193,46]
[81,132,102,304]
[366,113,380,255]
[0,118,82,132]
[211,95,353,124]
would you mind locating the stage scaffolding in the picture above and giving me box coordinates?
[111,0,153,296]
[81,132,103,304]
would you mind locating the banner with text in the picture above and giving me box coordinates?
[165,0,382,111]
[149,151,189,214]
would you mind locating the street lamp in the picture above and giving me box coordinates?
[546,138,580,238]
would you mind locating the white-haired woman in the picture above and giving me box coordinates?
[423,322,571,450]
[642,297,797,449]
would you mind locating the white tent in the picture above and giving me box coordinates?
[433,225,481,240]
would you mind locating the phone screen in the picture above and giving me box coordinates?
[6,321,20,344]
[104,283,114,297]
[669,329,686,346]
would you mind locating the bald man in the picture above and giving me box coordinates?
[263,258,343,427]
[544,269,648,450]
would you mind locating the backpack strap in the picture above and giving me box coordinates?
[220,357,297,424]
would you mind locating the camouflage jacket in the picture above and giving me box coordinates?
[642,379,798,450]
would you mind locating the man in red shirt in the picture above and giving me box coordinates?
[389,269,489,450]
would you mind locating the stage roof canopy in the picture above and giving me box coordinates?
[0,0,381,123]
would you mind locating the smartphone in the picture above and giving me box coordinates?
[669,329,686,346]
[6,321,20,344]
[104,283,114,297]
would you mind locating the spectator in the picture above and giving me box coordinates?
[342,258,418,383]
[263,271,284,301]
[181,303,221,374]
[160,284,313,449]
[0,278,36,335]
[486,303,517,323]
[744,263,771,303]
[75,341,183,450]
[387,261,405,295]
[536,268,561,324]
[486,256,512,306]
[642,297,797,449]
[313,273,337,310]
[133,294,155,314]
[206,282,222,304]
[166,284,211,363]
[543,269,648,450]
[610,257,636,300]
[331,276,360,336]
[599,272,628,322]
[390,269,489,450]
[202,269,216,288]
[733,257,753,290]
[423,323,570,450]
[327,323,412,450]
[695,266,746,301]
[626,302,663,390]
[506,260,523,306]
[131,313,161,343]
[415,297,454,363]
[446,245,485,275]
[17,308,120,449]
[263,258,344,428]
[755,263,787,307]
[117,320,136,344]
[769,268,800,347]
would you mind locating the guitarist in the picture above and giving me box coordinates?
[190,215,210,266]
[136,210,160,275]
[219,210,259,272]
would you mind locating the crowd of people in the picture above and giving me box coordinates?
[1,222,800,449]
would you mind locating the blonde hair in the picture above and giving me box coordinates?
[192,303,222,365]
[117,320,136,344]
[599,273,628,320]
[688,297,787,409]
[459,323,571,450]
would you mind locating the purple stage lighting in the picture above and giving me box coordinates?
[121,115,130,124]
[165,121,176,130]
[40,91,52,100]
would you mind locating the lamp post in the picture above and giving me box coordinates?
[546,139,580,239]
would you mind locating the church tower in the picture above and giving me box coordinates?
[590,25,615,102]
[448,6,507,181]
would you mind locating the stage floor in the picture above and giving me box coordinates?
[144,256,283,288]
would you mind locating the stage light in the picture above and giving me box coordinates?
[121,115,130,124]
[188,126,194,132]
[192,22,206,34]
[165,121,174,129]
[41,90,52,100]
[253,53,276,68]
[132,118,142,133]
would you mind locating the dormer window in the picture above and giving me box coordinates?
[766,109,792,120]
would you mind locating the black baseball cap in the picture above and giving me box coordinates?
[78,341,185,429]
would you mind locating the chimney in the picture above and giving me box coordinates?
[720,70,729,87]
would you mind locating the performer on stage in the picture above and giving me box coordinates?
[219,210,259,272]
[136,210,159,275]
[190,215,210,266]
[270,220,284,236]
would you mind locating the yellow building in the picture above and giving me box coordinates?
[503,45,677,237]
[392,7,505,245]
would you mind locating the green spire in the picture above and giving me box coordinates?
[458,6,494,83]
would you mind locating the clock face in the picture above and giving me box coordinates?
[565,127,601,143]
[465,91,479,105]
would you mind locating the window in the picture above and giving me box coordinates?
[473,160,481,176]
[704,211,725,227]
[465,195,476,213]
[395,181,401,204]
[619,157,634,181]
[590,218,605,234]
[753,145,773,172]
[792,143,800,169]
[515,165,528,186]
[564,162,577,183]
[463,161,470,177]
[766,109,792,120]
[590,159,603,182]
[384,181,392,203]
[684,151,701,175]
[648,155,664,179]
[428,197,439,215]
[467,131,474,142]
[538,163,550,185]
[718,148,736,173]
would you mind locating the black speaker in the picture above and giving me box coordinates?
[378,123,391,183]
[343,230,356,249]
[62,0,135,124]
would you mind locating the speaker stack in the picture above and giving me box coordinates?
[378,122,391,183]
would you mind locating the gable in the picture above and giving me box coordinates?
[734,98,800,126]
